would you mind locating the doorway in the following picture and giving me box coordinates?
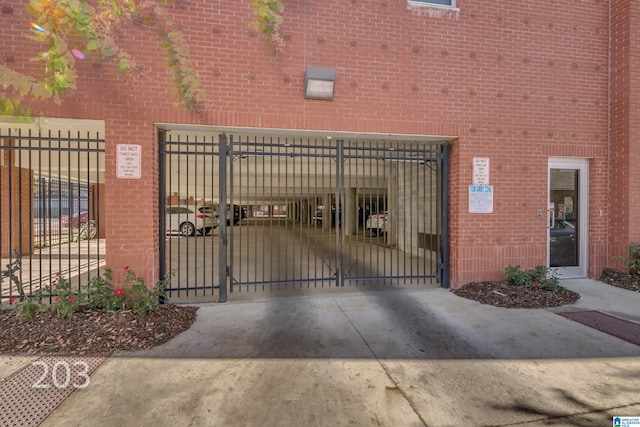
[548,158,588,278]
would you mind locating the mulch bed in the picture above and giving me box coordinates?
[452,282,580,308]
[453,268,640,308]
[598,268,640,292]
[0,305,198,356]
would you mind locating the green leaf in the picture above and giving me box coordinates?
[86,39,101,52]
[117,58,132,73]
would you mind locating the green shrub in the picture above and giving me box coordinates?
[122,268,170,316]
[13,294,47,322]
[505,265,532,286]
[9,267,171,319]
[623,243,640,276]
[505,265,559,292]
[86,269,126,311]
[50,273,84,317]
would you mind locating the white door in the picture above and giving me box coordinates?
[548,159,588,278]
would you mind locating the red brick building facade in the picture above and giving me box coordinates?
[1,0,638,288]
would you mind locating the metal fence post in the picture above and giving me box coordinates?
[336,139,345,287]
[218,134,228,302]
[158,129,166,303]
[439,143,450,289]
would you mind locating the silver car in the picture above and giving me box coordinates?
[165,205,218,237]
[366,211,388,236]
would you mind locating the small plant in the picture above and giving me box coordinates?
[12,293,47,322]
[86,268,125,311]
[622,242,640,277]
[505,265,559,292]
[7,267,170,320]
[122,268,170,316]
[505,265,531,286]
[50,273,84,317]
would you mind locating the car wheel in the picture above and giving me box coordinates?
[180,222,196,237]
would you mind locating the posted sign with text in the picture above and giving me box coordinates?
[116,144,141,179]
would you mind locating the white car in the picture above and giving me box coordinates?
[165,205,218,237]
[366,211,388,236]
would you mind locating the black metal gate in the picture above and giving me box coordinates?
[161,131,448,302]
[0,125,105,302]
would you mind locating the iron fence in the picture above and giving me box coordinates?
[161,131,448,302]
[0,127,105,302]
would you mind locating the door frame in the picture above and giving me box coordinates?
[548,157,589,278]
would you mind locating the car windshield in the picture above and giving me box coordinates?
[554,220,575,229]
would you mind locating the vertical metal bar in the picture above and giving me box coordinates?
[228,135,234,292]
[236,136,242,286]
[0,131,4,299]
[83,130,91,291]
[17,132,25,292]
[306,141,310,287]
[335,139,344,287]
[261,136,267,292]
[7,133,14,295]
[210,134,216,296]
[166,134,174,298]
[285,137,291,286]
[158,130,166,294]
[218,134,228,302]
[440,143,450,288]
[312,138,318,286]
[37,130,45,294]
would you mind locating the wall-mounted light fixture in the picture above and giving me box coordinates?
[304,67,336,100]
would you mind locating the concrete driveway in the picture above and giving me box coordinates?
[3,278,638,427]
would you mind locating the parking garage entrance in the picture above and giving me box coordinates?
[160,129,449,302]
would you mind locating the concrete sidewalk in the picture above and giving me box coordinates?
[3,279,640,426]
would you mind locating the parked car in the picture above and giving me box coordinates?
[61,211,89,228]
[550,219,576,240]
[207,204,247,226]
[366,211,388,236]
[165,205,218,237]
[312,208,324,225]
[312,206,342,227]
[550,219,577,266]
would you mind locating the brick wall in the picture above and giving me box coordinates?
[610,0,640,270]
[0,0,622,286]
[0,146,33,257]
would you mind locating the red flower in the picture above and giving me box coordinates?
[69,296,76,302]
[52,282,57,287]
[56,271,62,277]
[54,296,61,302]
[9,297,17,304]
[124,266,129,271]
[114,289,124,296]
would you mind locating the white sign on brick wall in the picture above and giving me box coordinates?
[472,157,490,185]
[469,185,493,213]
[116,144,141,179]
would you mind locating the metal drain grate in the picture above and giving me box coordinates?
[0,354,109,427]
[558,311,640,346]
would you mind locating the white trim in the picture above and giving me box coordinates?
[407,0,459,11]
[548,158,589,279]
